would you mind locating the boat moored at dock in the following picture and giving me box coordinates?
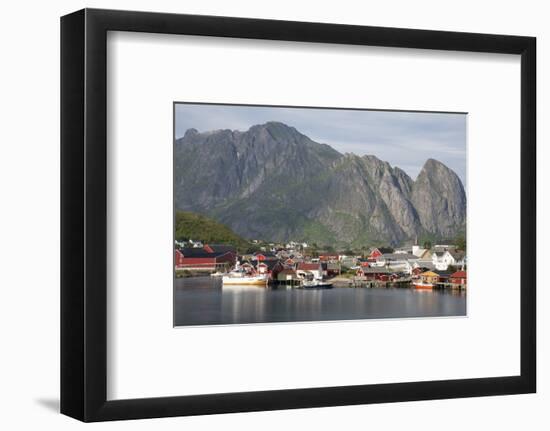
[300,280,333,289]
[222,262,268,286]
[412,281,434,290]
[222,273,268,286]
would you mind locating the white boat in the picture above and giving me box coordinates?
[222,262,268,286]
[222,272,267,286]
[301,279,333,289]
[222,272,268,286]
[210,271,226,277]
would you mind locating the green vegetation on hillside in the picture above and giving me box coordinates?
[455,233,466,251]
[175,210,249,251]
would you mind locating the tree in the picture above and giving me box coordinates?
[174,210,249,251]
[423,240,432,250]
[340,266,351,274]
[309,249,319,258]
[455,235,466,251]
[246,245,262,254]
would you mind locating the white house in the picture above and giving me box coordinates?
[411,245,430,257]
[338,255,358,267]
[394,246,412,254]
[433,250,465,270]
[296,262,324,280]
[411,248,433,269]
[373,253,419,274]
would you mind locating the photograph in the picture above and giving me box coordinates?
[173,103,467,326]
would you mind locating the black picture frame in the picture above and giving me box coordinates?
[61,8,536,422]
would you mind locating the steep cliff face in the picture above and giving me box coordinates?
[410,158,467,238]
[175,122,466,246]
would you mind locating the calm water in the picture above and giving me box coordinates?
[174,277,466,326]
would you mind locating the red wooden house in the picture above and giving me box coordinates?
[284,258,296,267]
[367,247,393,261]
[412,267,424,277]
[319,254,339,262]
[175,246,236,271]
[253,252,277,262]
[356,267,391,281]
[450,270,467,288]
[256,260,285,280]
[202,244,236,255]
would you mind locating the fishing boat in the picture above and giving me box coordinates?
[222,272,268,286]
[412,281,434,290]
[413,270,439,289]
[222,262,268,286]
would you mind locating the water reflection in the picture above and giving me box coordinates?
[174,277,466,326]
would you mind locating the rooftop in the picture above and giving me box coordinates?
[377,253,418,261]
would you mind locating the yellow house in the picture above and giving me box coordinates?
[420,271,439,284]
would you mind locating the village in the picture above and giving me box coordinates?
[175,239,467,290]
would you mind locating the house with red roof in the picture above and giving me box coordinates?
[175,246,236,272]
[256,259,285,280]
[450,270,467,289]
[367,247,394,261]
[319,254,339,262]
[296,262,323,280]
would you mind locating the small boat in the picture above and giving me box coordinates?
[301,280,333,289]
[412,281,434,290]
[210,271,225,277]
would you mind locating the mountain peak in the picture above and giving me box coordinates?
[416,158,464,191]
[249,121,299,135]
[411,158,466,238]
[244,121,317,148]
[183,128,199,139]
[422,158,448,171]
[264,120,292,128]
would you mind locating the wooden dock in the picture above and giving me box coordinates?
[348,277,412,288]
[434,282,467,290]
[345,277,466,290]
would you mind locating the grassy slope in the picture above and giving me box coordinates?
[175,210,249,250]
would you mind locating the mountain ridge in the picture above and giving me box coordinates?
[175,122,466,247]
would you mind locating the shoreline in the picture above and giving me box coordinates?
[174,273,466,291]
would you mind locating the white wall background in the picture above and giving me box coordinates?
[0,0,547,429]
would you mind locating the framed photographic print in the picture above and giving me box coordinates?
[61,8,536,422]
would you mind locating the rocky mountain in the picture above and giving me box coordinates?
[175,122,466,247]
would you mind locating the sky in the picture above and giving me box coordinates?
[175,103,467,185]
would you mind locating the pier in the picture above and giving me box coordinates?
[434,282,467,290]
[334,276,466,290]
